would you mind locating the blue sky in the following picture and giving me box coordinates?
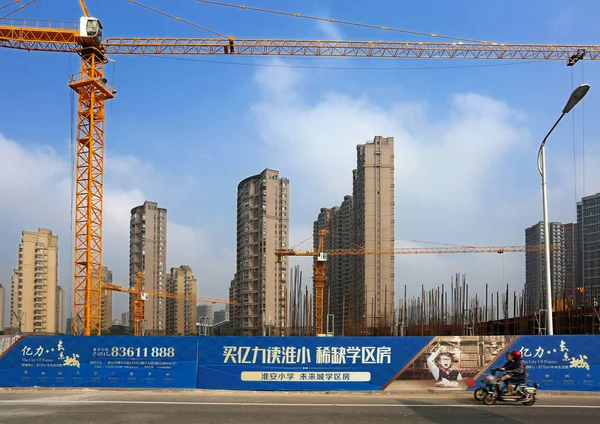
[1,0,600,322]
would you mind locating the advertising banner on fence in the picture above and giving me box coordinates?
[0,336,198,388]
[196,336,433,390]
[0,335,599,391]
[478,335,600,392]
[388,335,516,391]
[0,335,20,357]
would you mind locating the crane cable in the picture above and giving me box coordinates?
[126,0,227,38]
[196,0,495,45]
[328,231,366,251]
[0,0,20,12]
[289,234,313,250]
[581,61,586,197]
[570,62,588,197]
[0,0,35,20]
[571,66,578,206]
[571,67,578,304]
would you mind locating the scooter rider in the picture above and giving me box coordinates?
[504,350,528,395]
[497,352,515,394]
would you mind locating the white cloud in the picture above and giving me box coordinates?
[0,133,232,323]
[252,69,529,212]
[252,59,304,105]
[315,20,343,40]
[249,61,540,299]
[168,222,209,261]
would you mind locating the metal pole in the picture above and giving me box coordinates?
[538,113,565,336]
[540,143,554,335]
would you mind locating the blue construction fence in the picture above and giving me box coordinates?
[0,335,598,391]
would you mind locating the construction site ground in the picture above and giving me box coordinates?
[1,388,600,423]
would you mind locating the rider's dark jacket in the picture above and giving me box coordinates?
[509,358,528,382]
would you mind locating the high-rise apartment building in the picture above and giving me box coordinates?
[121,312,130,328]
[214,308,229,324]
[10,228,58,333]
[55,285,65,334]
[313,195,356,335]
[166,265,197,335]
[562,223,578,297]
[524,222,567,314]
[129,201,167,335]
[229,169,290,336]
[197,304,214,326]
[0,283,5,331]
[577,192,600,300]
[353,136,395,332]
[312,136,395,335]
[101,266,113,331]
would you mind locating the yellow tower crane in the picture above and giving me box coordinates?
[102,272,236,336]
[276,230,557,335]
[0,0,596,335]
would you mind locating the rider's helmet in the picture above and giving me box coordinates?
[511,350,522,360]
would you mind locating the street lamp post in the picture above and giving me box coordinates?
[537,83,590,336]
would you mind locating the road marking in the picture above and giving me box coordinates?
[0,400,599,408]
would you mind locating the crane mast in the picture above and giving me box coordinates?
[68,14,115,336]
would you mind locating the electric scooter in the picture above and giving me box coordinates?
[473,368,503,401]
[482,371,539,406]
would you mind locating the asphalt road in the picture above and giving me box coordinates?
[1,390,599,424]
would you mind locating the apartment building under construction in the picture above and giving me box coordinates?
[313,136,395,335]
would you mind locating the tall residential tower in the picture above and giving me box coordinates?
[10,229,58,333]
[197,304,214,326]
[524,222,569,314]
[578,193,600,301]
[313,136,396,335]
[313,196,356,335]
[0,283,5,331]
[229,169,289,335]
[353,136,395,332]
[129,201,167,335]
[101,266,113,331]
[166,265,197,336]
[55,285,65,334]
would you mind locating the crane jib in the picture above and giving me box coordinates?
[0,27,598,60]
